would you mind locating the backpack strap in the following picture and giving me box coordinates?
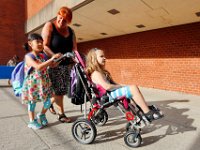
[25,52,36,60]
[25,52,49,61]
[24,53,36,75]
[25,52,49,74]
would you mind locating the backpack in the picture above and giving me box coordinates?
[11,53,35,97]
[70,65,84,105]
[11,53,48,97]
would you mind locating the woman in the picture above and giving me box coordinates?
[86,48,163,121]
[42,6,77,123]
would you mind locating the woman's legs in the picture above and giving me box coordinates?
[54,95,64,114]
[129,85,150,113]
[53,95,71,123]
[48,66,71,122]
[49,97,56,114]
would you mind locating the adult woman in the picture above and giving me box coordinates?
[42,6,77,123]
[86,48,163,121]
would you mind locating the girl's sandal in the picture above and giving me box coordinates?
[49,104,56,115]
[57,113,71,123]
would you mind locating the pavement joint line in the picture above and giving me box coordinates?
[0,114,27,120]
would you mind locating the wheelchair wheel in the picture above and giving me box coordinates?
[72,119,97,144]
[125,122,140,132]
[124,131,142,148]
[91,109,108,126]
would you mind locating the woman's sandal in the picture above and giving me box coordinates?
[49,104,56,115]
[57,113,71,123]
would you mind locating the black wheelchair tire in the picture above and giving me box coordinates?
[71,119,97,144]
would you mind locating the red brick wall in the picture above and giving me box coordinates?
[26,0,52,19]
[0,0,52,64]
[78,22,200,95]
[0,0,26,64]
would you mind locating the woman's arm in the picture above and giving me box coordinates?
[42,22,55,57]
[91,71,122,91]
[72,29,77,51]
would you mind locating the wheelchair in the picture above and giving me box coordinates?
[58,51,163,147]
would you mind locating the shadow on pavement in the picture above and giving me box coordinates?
[95,127,125,143]
[141,99,196,147]
[92,99,196,146]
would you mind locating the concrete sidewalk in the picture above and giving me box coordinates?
[0,79,200,150]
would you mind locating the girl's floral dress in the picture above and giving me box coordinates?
[21,53,53,104]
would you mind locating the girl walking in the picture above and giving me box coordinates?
[22,33,60,130]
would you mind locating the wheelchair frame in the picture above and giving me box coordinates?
[65,51,154,147]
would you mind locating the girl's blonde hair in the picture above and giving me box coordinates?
[86,48,104,76]
[86,48,113,81]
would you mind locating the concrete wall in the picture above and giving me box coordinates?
[26,0,52,19]
[78,22,200,95]
[25,0,86,33]
[0,0,26,64]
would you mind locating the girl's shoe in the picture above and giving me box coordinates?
[37,113,48,126]
[28,119,42,130]
[145,109,164,122]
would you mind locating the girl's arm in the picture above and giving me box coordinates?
[25,54,60,71]
[42,22,55,57]
[91,71,122,91]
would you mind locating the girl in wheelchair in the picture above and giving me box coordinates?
[85,48,163,122]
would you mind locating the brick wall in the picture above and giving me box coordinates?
[0,0,26,64]
[78,22,200,95]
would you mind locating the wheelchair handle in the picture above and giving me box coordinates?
[53,52,75,62]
